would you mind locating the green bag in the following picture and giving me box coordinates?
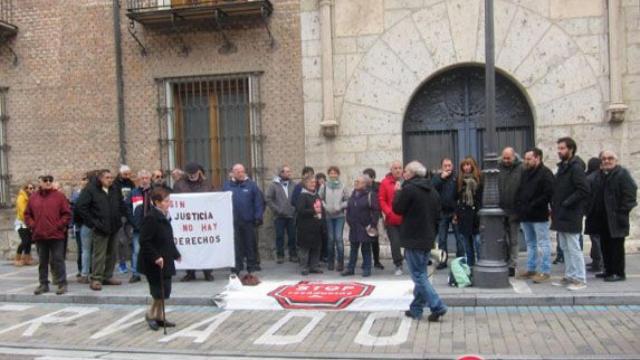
[448,257,472,288]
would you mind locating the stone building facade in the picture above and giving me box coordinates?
[1,0,639,258]
[300,0,640,248]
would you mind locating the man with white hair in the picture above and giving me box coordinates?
[393,161,447,322]
[584,150,637,282]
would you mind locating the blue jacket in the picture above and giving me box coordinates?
[223,178,265,224]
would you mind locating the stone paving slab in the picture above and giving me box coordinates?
[1,254,639,307]
[0,303,639,359]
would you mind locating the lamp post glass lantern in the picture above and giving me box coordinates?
[472,0,510,288]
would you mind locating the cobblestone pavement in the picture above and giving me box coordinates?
[0,302,638,359]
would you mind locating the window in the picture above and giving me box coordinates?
[157,73,264,188]
[0,88,9,207]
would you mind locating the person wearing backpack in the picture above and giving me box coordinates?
[393,161,447,322]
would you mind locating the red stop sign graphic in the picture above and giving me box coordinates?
[268,281,375,310]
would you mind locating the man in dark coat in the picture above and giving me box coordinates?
[584,157,603,272]
[295,175,325,275]
[24,175,72,295]
[223,163,265,278]
[76,169,133,291]
[431,157,462,270]
[393,161,447,322]
[114,165,136,275]
[515,147,554,283]
[173,162,215,282]
[584,150,637,282]
[550,137,590,291]
[498,147,523,277]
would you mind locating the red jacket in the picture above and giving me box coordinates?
[378,173,403,226]
[24,189,71,241]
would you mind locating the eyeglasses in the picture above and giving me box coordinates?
[41,179,52,183]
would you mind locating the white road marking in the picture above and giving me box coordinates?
[159,310,233,344]
[0,307,99,337]
[353,311,411,347]
[253,311,325,346]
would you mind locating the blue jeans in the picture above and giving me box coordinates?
[437,214,464,258]
[327,217,345,265]
[274,217,297,258]
[557,232,586,283]
[131,232,140,276]
[405,248,446,317]
[80,225,93,277]
[521,222,551,274]
[347,241,371,273]
[458,234,478,266]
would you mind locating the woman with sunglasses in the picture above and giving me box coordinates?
[14,182,36,266]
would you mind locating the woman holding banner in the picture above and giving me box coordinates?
[139,187,181,331]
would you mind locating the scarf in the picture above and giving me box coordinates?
[461,173,478,207]
[327,180,341,190]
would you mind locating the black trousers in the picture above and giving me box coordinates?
[234,221,258,273]
[371,236,380,264]
[36,240,67,286]
[17,228,32,255]
[600,232,626,277]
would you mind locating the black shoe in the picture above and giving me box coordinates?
[309,269,323,274]
[181,273,196,282]
[253,265,262,272]
[428,259,433,266]
[341,270,355,276]
[508,268,515,277]
[55,283,67,295]
[604,274,626,282]
[553,257,564,265]
[301,270,309,276]
[203,272,214,282]
[145,313,159,331]
[374,262,385,270]
[588,266,603,273]
[595,272,609,278]
[157,319,176,327]
[34,284,49,295]
[404,310,421,320]
[436,262,447,270]
[427,308,447,322]
[276,256,285,264]
[327,263,335,271]
[129,275,142,283]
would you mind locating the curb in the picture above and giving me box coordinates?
[1,292,639,307]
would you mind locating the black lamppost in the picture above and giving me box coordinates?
[472,0,510,288]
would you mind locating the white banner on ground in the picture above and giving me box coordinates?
[170,192,235,270]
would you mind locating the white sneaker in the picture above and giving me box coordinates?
[567,281,587,291]
[394,266,403,276]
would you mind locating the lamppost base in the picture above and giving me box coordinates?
[473,260,510,288]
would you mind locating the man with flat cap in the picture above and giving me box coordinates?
[173,162,215,282]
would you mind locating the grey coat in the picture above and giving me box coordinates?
[265,177,296,218]
[498,158,523,216]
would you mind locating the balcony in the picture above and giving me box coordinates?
[126,0,272,28]
[125,0,274,55]
[0,0,17,39]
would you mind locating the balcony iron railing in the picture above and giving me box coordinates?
[0,0,17,36]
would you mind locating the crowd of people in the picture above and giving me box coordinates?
[12,136,638,325]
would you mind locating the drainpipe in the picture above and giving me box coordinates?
[606,0,627,123]
[113,0,127,164]
[319,0,338,137]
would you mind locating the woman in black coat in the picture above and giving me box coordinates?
[343,175,380,277]
[139,187,181,331]
[296,175,326,275]
[454,157,483,266]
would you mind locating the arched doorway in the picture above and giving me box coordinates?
[403,66,534,171]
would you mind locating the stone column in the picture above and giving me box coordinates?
[607,0,628,122]
[319,0,338,137]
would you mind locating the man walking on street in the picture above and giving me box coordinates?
[265,165,298,264]
[515,148,554,283]
[431,158,462,269]
[551,137,590,291]
[585,150,637,282]
[393,161,446,322]
[224,164,265,281]
[379,160,405,275]
[76,169,132,291]
[25,175,72,295]
[173,162,215,282]
[498,147,523,277]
